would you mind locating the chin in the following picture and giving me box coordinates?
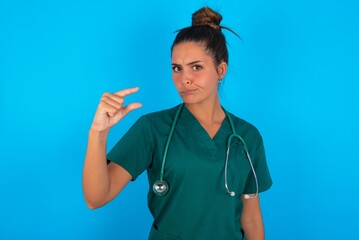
[180,96,196,104]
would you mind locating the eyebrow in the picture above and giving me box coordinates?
[171,61,203,66]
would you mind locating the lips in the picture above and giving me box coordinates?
[180,89,198,95]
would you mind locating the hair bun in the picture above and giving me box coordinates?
[191,7,222,30]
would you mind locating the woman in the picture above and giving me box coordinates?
[83,7,272,240]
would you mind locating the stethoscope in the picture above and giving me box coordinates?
[153,104,259,199]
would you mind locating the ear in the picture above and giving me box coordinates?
[217,61,228,79]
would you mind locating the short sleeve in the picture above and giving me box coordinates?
[106,116,153,181]
[243,135,273,194]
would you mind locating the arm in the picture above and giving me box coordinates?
[82,129,132,209]
[241,194,265,240]
[82,88,142,209]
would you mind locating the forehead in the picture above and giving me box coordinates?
[171,41,213,63]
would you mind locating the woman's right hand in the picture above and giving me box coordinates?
[90,87,142,132]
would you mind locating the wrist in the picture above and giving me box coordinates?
[89,128,109,139]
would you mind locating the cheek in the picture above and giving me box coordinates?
[195,71,217,85]
[172,73,181,87]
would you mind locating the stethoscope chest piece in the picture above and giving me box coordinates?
[153,179,169,196]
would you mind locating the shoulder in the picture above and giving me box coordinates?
[131,104,182,138]
[141,104,182,123]
[122,105,182,140]
[225,110,263,145]
[135,104,182,131]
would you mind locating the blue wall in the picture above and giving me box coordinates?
[1,0,358,239]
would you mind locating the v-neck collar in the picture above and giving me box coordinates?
[180,105,230,156]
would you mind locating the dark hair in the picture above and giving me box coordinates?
[171,7,239,66]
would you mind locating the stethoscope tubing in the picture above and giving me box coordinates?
[225,109,259,199]
[158,104,184,181]
[153,103,259,199]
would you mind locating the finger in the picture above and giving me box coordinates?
[99,101,120,117]
[113,87,140,98]
[105,94,126,108]
[102,92,124,104]
[121,102,142,116]
[102,95,123,109]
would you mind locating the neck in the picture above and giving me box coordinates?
[184,98,225,124]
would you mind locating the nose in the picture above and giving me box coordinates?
[181,69,192,85]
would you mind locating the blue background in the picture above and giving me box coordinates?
[1,0,358,239]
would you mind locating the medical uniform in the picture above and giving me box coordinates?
[107,104,272,240]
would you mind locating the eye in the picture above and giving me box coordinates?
[172,65,181,72]
[192,65,203,71]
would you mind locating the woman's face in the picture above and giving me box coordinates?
[171,41,227,105]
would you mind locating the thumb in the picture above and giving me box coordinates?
[122,102,143,116]
[109,103,142,126]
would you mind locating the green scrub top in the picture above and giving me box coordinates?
[107,104,272,240]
